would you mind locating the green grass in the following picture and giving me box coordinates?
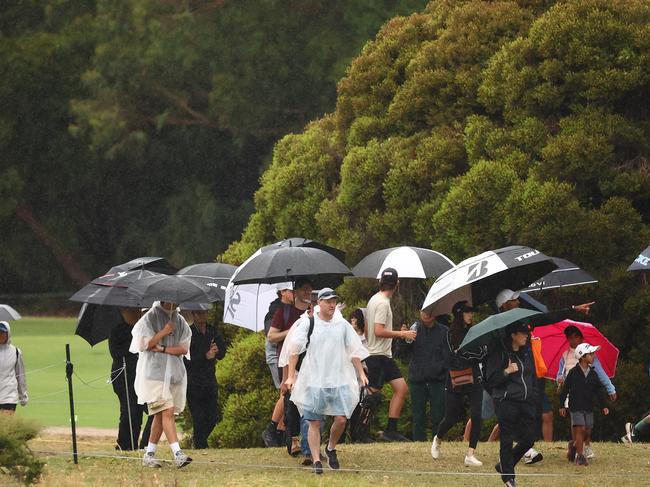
[10,316,118,429]
[28,437,650,486]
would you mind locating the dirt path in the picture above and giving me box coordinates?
[42,426,118,437]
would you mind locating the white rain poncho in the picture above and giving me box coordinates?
[288,308,369,418]
[129,302,192,414]
[0,322,28,405]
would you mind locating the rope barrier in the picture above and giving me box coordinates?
[27,448,650,479]
[72,366,125,388]
[17,362,64,377]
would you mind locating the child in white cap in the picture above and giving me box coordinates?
[558,343,610,466]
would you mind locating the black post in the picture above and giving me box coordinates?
[65,344,78,464]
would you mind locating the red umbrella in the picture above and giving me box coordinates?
[531,319,619,380]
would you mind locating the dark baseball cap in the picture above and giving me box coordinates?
[452,300,477,316]
[380,267,398,283]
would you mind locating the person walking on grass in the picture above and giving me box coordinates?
[286,288,369,474]
[130,301,193,469]
[402,308,448,442]
[365,268,416,441]
[184,308,226,449]
[0,321,27,415]
[622,412,650,443]
[559,343,610,466]
[431,301,484,467]
[484,321,537,487]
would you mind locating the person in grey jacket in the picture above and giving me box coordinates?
[0,321,28,414]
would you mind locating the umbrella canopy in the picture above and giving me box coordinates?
[261,237,346,263]
[422,245,557,315]
[352,246,454,279]
[531,319,619,380]
[108,256,177,275]
[175,262,236,304]
[231,246,352,285]
[458,307,542,353]
[627,245,650,272]
[0,304,21,321]
[127,274,216,307]
[70,269,162,306]
[75,303,126,346]
[520,257,597,292]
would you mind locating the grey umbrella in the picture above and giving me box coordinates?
[127,274,216,307]
[0,304,21,321]
[231,246,352,285]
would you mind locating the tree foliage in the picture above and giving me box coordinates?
[0,0,428,293]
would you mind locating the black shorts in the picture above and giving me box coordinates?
[0,403,17,411]
[365,355,403,389]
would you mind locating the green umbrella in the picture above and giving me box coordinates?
[458,308,541,353]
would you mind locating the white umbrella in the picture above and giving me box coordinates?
[352,246,454,279]
[421,245,557,315]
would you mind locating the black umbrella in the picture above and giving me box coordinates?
[627,246,650,272]
[261,237,346,263]
[127,274,216,307]
[72,257,176,346]
[231,246,352,285]
[422,245,557,315]
[519,257,597,292]
[352,246,454,279]
[176,262,236,306]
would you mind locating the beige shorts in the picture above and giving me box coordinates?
[148,399,175,415]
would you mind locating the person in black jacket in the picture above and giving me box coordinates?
[402,309,449,441]
[431,301,485,467]
[109,307,152,450]
[559,343,609,466]
[484,320,537,487]
[184,308,226,449]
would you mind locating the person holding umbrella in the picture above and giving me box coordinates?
[431,301,484,466]
[184,308,226,449]
[484,319,537,487]
[130,301,193,469]
[109,307,153,450]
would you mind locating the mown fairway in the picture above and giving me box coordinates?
[28,435,650,487]
[10,317,118,429]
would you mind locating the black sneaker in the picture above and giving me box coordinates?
[495,462,502,474]
[262,425,279,447]
[312,461,323,474]
[325,448,340,470]
[575,453,587,466]
[567,441,577,462]
[380,430,410,442]
[302,454,313,466]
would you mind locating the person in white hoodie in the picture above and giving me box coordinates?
[0,321,28,414]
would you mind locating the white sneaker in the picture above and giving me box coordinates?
[584,445,595,459]
[142,451,161,468]
[523,447,543,464]
[621,422,635,443]
[174,450,193,469]
[464,454,483,467]
[430,435,441,459]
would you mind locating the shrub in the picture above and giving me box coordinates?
[0,416,44,485]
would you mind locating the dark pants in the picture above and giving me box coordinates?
[187,384,218,449]
[436,382,483,448]
[410,381,446,441]
[495,399,536,484]
[112,378,150,450]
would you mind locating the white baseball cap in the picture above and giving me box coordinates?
[276,282,293,291]
[496,289,520,309]
[575,342,600,360]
